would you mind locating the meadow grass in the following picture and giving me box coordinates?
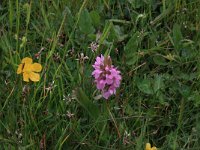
[0,0,200,149]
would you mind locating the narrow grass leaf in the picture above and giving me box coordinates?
[75,88,99,120]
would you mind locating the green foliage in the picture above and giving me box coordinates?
[75,88,99,120]
[78,9,95,34]
[172,23,183,51]
[125,32,141,65]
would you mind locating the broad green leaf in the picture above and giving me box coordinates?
[109,25,128,42]
[125,104,134,115]
[126,53,138,65]
[137,78,153,94]
[153,55,167,66]
[109,25,121,41]
[156,92,168,105]
[125,32,140,53]
[79,9,95,34]
[180,48,196,59]
[90,10,100,27]
[153,75,164,92]
[125,32,140,65]
[178,84,191,98]
[63,6,74,27]
[173,24,183,51]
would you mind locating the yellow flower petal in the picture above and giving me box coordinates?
[152,147,157,150]
[23,64,32,73]
[145,143,151,150]
[18,57,42,82]
[21,57,33,64]
[23,72,29,82]
[17,64,23,74]
[31,63,42,72]
[29,72,40,82]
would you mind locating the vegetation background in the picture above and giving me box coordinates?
[0,0,200,149]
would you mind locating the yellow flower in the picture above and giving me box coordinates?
[17,57,42,82]
[145,143,157,150]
